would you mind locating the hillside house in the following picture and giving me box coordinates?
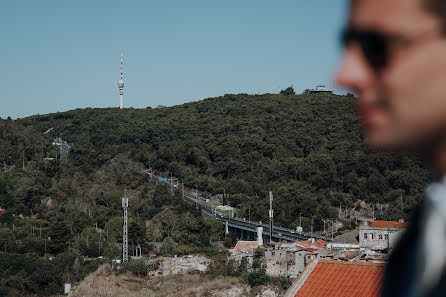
[359,220,408,255]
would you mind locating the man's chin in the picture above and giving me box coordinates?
[364,132,402,151]
[365,131,421,152]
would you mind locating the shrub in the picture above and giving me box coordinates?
[125,259,147,277]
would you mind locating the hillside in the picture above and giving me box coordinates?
[16,92,428,228]
[0,92,430,295]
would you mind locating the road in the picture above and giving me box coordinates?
[149,173,331,242]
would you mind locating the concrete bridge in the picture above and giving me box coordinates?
[150,174,331,243]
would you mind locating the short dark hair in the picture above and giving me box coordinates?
[424,0,446,34]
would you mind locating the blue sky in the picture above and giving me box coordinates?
[1,0,349,119]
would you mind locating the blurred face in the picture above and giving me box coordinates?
[337,0,446,151]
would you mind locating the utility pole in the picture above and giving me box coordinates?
[122,196,129,263]
[300,213,302,233]
[311,217,313,238]
[269,191,273,245]
[248,204,251,223]
[170,172,174,196]
[323,219,326,235]
[182,180,184,199]
[339,203,342,218]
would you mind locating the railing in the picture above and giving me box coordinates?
[149,173,331,242]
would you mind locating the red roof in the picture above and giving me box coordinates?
[294,260,384,297]
[294,239,326,249]
[232,241,261,254]
[303,248,318,253]
[370,220,408,228]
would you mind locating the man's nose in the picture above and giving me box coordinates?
[336,44,375,94]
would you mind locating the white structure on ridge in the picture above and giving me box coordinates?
[118,51,125,109]
[122,196,129,262]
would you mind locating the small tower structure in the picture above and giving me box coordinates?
[269,191,274,244]
[122,196,129,262]
[118,51,125,109]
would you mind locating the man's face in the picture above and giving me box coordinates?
[337,0,446,151]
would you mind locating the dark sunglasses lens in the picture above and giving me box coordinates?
[341,29,388,71]
[361,32,387,70]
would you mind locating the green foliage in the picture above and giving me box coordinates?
[385,189,405,202]
[243,269,269,287]
[0,92,430,294]
[125,259,148,277]
[5,93,428,230]
[161,237,175,254]
[280,86,295,95]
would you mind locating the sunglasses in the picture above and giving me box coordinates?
[341,28,390,71]
[342,27,444,72]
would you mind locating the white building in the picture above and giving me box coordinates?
[359,220,408,255]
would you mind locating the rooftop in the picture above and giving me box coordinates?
[369,220,408,229]
[291,260,384,297]
[294,239,326,249]
[232,241,261,254]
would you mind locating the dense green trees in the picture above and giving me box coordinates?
[0,92,430,294]
[8,92,428,228]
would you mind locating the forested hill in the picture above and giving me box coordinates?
[16,92,428,229]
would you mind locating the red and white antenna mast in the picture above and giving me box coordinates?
[118,51,125,109]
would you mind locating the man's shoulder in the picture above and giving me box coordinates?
[381,206,423,297]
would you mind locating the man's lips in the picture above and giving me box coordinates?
[358,107,383,126]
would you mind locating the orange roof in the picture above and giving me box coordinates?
[303,248,318,253]
[294,260,384,297]
[370,220,408,228]
[294,239,326,249]
[313,239,326,249]
[294,240,312,248]
[232,241,261,254]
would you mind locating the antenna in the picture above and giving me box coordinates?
[269,191,273,244]
[122,195,129,262]
[118,51,125,109]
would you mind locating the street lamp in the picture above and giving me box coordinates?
[44,237,51,257]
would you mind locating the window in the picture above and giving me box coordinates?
[364,233,368,239]
[371,233,374,239]
[385,234,389,240]
[379,234,383,240]
[271,252,275,256]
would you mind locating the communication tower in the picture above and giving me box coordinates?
[269,191,273,244]
[118,51,125,109]
[122,196,128,262]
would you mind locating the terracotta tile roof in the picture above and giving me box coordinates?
[294,240,312,248]
[294,239,326,249]
[313,239,327,249]
[232,241,261,254]
[294,260,384,297]
[370,220,408,229]
[303,248,319,253]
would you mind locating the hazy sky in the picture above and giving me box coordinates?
[1,0,349,119]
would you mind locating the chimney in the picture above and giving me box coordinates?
[257,227,263,246]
